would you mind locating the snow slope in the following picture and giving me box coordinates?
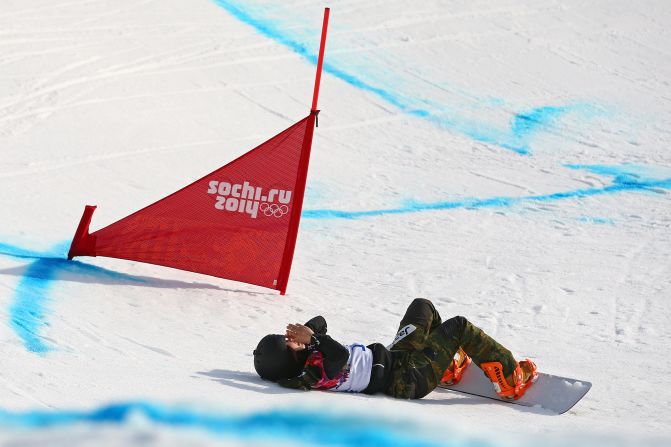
[1,0,670,444]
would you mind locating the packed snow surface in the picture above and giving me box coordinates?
[1,0,670,445]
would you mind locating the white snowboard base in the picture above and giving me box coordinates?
[437,364,591,414]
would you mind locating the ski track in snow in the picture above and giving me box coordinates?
[303,164,671,219]
[213,0,601,156]
[1,164,668,354]
[1,0,671,444]
[211,1,670,225]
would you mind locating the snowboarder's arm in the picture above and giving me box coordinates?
[286,323,349,379]
[311,334,349,378]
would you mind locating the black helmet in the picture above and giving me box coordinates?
[253,334,303,381]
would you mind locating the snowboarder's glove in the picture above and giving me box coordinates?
[304,316,327,335]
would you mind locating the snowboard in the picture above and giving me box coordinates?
[437,364,591,414]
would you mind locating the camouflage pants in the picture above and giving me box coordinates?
[385,298,517,399]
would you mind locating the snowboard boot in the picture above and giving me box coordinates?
[440,347,471,386]
[481,359,538,400]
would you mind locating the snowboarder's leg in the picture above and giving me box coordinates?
[440,346,471,386]
[388,298,442,351]
[385,350,437,399]
[386,316,518,399]
[425,316,517,382]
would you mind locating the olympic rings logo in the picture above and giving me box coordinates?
[259,202,289,218]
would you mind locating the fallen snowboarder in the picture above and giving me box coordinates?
[253,298,537,400]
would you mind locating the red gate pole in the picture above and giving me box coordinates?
[311,7,330,112]
[277,7,330,295]
[67,205,97,260]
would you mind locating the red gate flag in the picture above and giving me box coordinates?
[67,8,330,294]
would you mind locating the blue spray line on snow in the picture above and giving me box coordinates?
[577,216,615,225]
[0,242,50,260]
[0,402,663,447]
[10,258,59,354]
[213,0,587,155]
[302,164,671,220]
[508,105,574,155]
[563,163,656,181]
[1,242,148,354]
[3,242,68,355]
[0,402,451,447]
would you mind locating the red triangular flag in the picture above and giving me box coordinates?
[68,8,330,294]
[68,115,316,292]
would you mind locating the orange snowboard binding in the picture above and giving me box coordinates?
[480,359,538,400]
[440,347,471,386]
